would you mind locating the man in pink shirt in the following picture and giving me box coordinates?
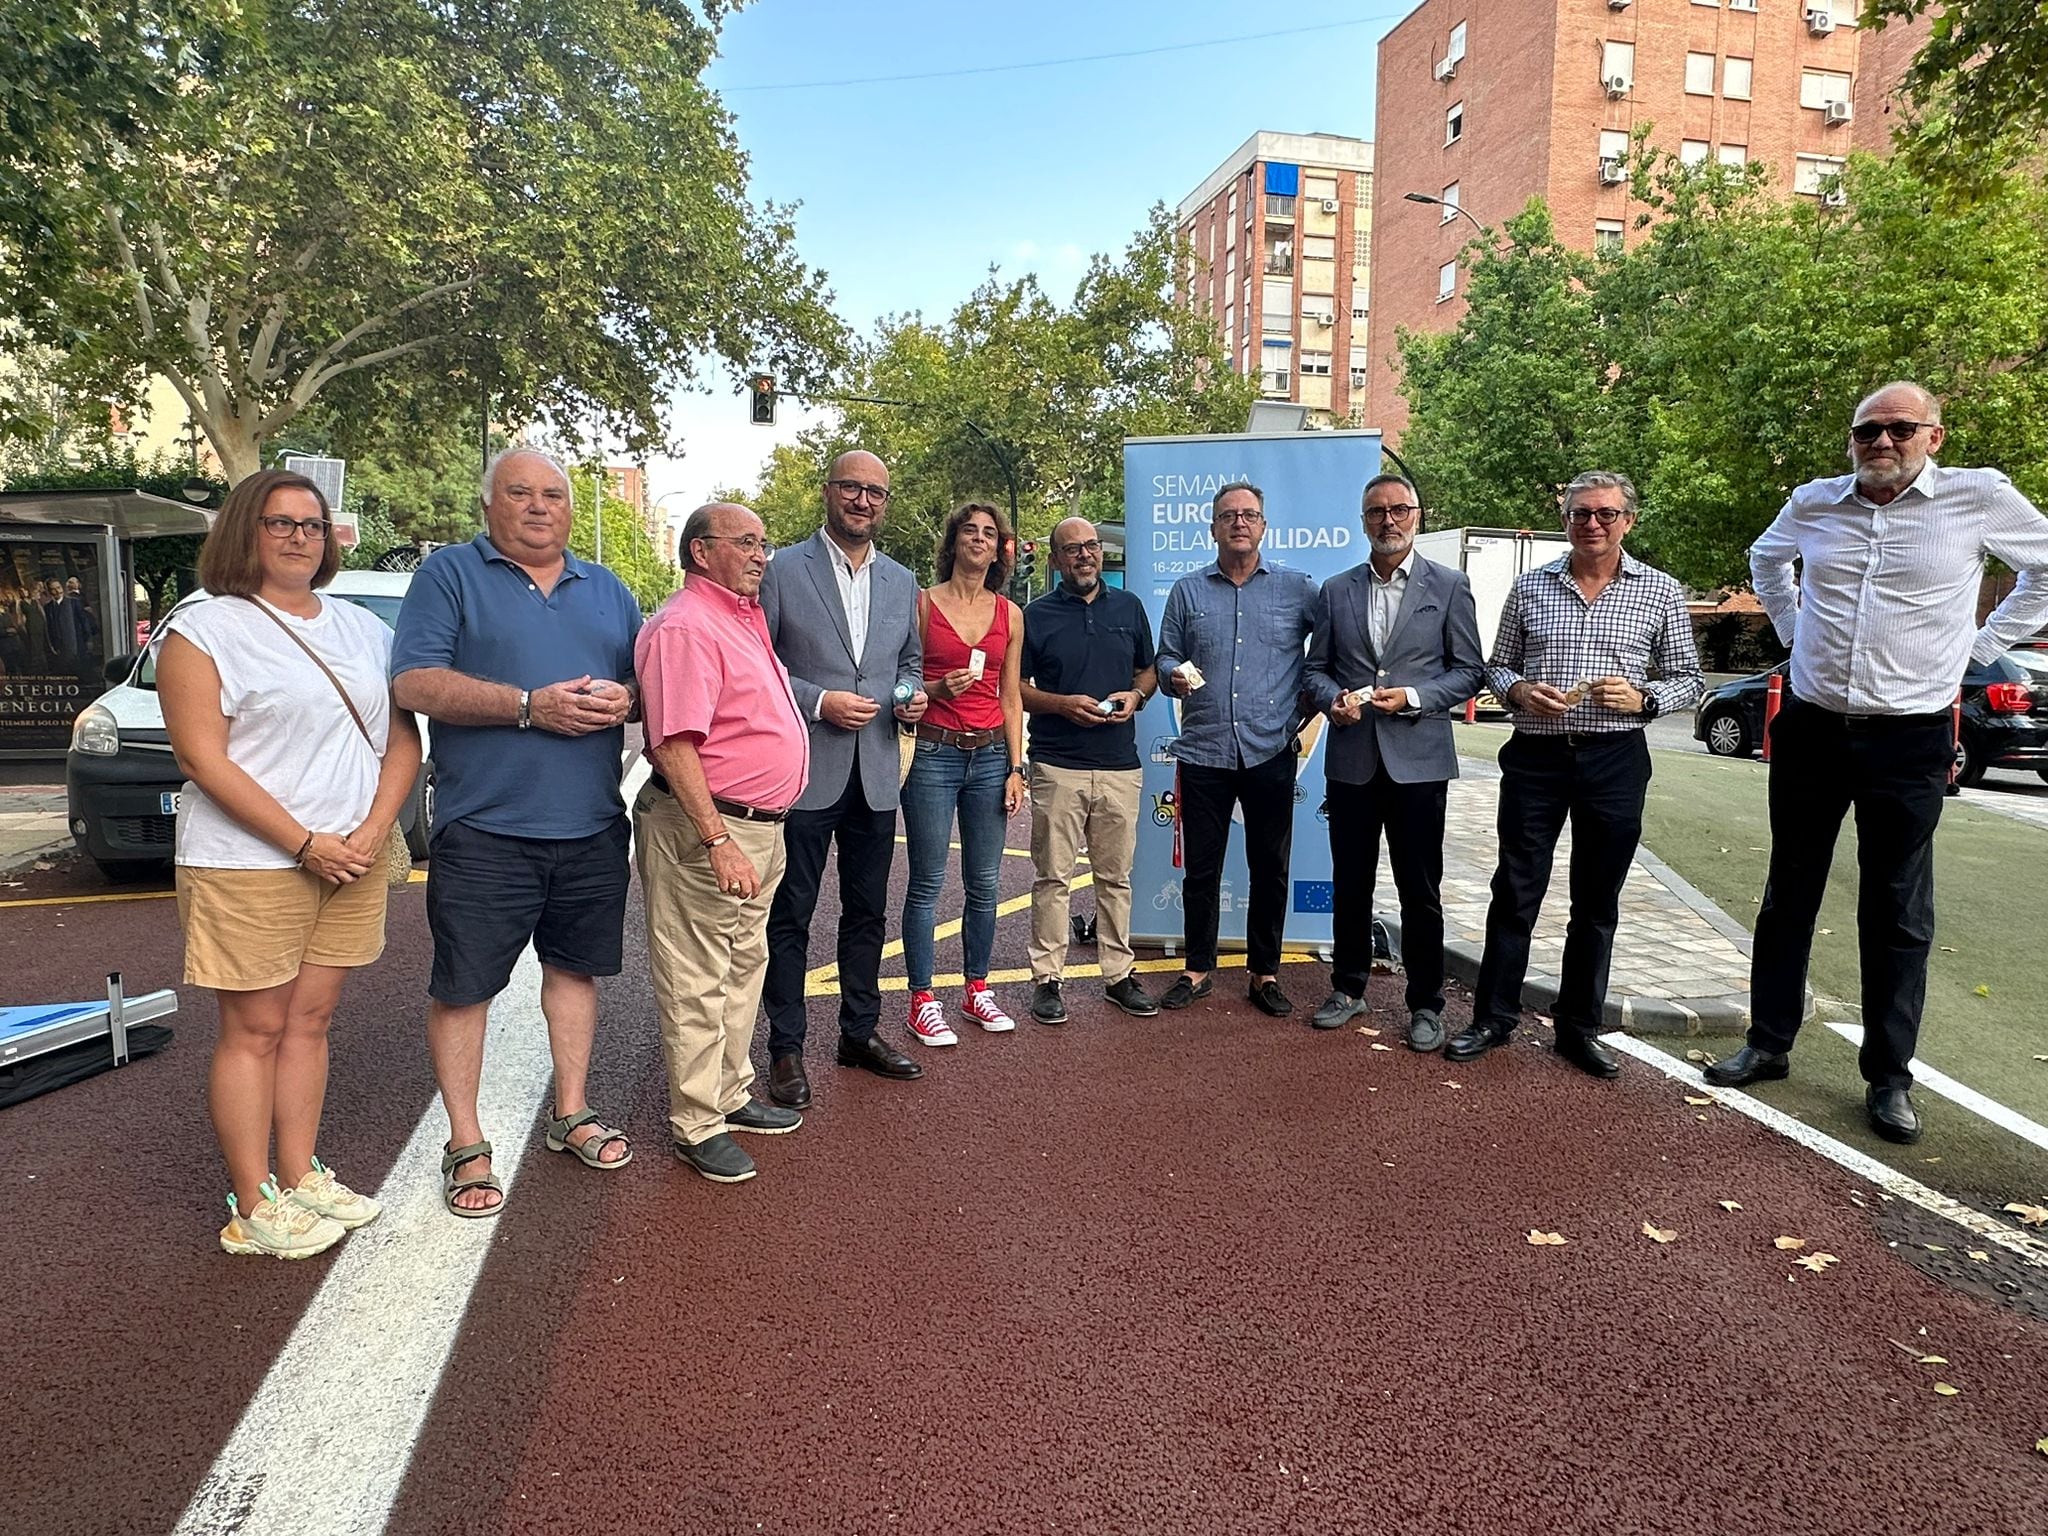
[635,502,812,1184]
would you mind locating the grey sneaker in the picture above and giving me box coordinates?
[672,1131,757,1184]
[1104,975,1159,1016]
[1407,1008,1447,1053]
[725,1098,802,1135]
[1311,990,1366,1030]
[1030,979,1068,1025]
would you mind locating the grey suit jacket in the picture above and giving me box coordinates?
[1303,554,1485,785]
[760,530,924,813]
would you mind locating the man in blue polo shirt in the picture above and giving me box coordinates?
[392,447,642,1216]
[1020,517,1159,1025]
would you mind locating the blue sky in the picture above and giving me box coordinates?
[648,0,1412,513]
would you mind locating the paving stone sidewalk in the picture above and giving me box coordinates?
[0,786,70,874]
[1375,753,1776,1036]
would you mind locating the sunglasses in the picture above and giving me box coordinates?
[1850,419,1936,445]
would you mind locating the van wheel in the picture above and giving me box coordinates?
[404,766,435,862]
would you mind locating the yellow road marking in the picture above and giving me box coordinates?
[802,869,1093,993]
[0,866,427,910]
[806,952,1323,998]
[891,835,1081,865]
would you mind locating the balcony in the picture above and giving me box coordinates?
[1264,194,1297,220]
[1260,371,1291,397]
[1263,254,1294,276]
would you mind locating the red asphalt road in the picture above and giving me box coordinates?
[3,823,2047,1535]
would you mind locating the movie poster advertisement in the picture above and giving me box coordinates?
[0,539,109,752]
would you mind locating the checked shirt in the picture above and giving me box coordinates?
[1484,550,1703,735]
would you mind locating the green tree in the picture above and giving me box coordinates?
[1868,1,2048,187]
[564,460,677,614]
[2,0,846,484]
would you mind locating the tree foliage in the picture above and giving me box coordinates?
[743,207,1254,577]
[1868,0,2048,188]
[1,0,846,483]
[1397,151,2048,588]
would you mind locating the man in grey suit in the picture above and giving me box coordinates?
[1302,473,1484,1049]
[759,450,930,1108]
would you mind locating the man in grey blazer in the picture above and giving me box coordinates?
[1302,473,1485,1049]
[759,450,929,1107]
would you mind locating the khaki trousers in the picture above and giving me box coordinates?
[1028,763,1142,984]
[635,786,787,1146]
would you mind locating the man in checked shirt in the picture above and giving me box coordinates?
[1707,382,2048,1143]
[1445,471,1703,1078]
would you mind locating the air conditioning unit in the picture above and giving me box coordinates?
[1820,186,1848,207]
[1598,157,1627,185]
[1806,7,1835,34]
[1319,197,1341,213]
[1604,74,1631,98]
[1608,0,1631,9]
[1308,308,1335,326]
[1823,99,1853,126]
[1434,56,1458,82]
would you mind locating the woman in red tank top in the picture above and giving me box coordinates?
[900,501,1026,1045]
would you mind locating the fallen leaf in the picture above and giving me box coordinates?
[2002,1203,2048,1226]
[1923,1244,1947,1253]
[1933,1382,1960,1397]
[1974,984,1992,998]
[1939,945,1957,953]
[1526,1230,1568,1246]
[1795,1252,1841,1273]
[1684,1095,1713,1106]
[1818,927,1832,935]
[1442,1080,1463,1089]
[1918,1355,1948,1365]
[1718,845,1730,853]
[2034,1055,2048,1062]
[1717,1200,1743,1212]
[1774,1236,1806,1251]
[1922,1157,1943,1164]
[1685,1049,1708,1063]
[1355,1025,1381,1037]
[1641,1222,1678,1244]
[1696,1114,1709,1122]
[1370,1042,1393,1053]
[2035,1437,2048,1458]
[1967,1251,1991,1263]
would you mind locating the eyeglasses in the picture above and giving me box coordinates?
[827,479,891,505]
[1055,539,1103,557]
[1365,504,1420,524]
[259,515,330,541]
[1566,506,1628,525]
[698,534,775,556]
[1214,509,1265,524]
[1850,419,1936,445]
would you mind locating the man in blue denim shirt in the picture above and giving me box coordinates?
[1155,482,1320,1017]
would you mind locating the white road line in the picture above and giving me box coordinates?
[1819,1020,2048,1155]
[176,760,651,1536]
[1604,1032,2048,1268]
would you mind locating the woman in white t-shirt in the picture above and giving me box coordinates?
[157,469,423,1260]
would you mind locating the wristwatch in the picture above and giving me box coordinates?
[1008,764,1028,779]
[516,689,533,729]
[1639,692,1662,721]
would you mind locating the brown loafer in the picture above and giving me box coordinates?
[768,1053,812,1109]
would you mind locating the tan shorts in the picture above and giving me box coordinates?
[176,865,388,991]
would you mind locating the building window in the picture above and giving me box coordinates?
[1800,69,1854,111]
[1227,189,1236,226]
[1260,341,1291,397]
[1349,350,1369,390]
[1692,0,1719,7]
[1301,351,1333,377]
[1300,235,1336,261]
[1680,139,1711,167]
[1445,101,1464,145]
[1794,154,1847,196]
[1351,303,1368,322]
[1448,21,1467,63]
[1724,57,1752,100]
[1598,129,1629,161]
[1264,239,1293,275]
[1437,261,1457,302]
[1684,52,1715,96]
[1730,0,1756,9]
[1718,143,1748,167]
[1265,193,1297,218]
[1594,220,1625,256]
[1601,41,1634,90]
[1357,174,1374,208]
[1807,0,1854,22]
[1303,174,1338,204]
[1301,302,1334,332]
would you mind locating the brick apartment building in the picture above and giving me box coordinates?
[1175,131,1376,424]
[1364,0,1928,444]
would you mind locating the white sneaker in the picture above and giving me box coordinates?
[907,991,959,1047]
[287,1156,381,1230]
[961,983,1016,1033]
[219,1180,345,1260]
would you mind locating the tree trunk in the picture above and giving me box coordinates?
[202,413,265,486]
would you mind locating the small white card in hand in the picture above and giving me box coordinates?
[1179,662,1206,691]
[1345,687,1370,708]
[968,648,986,681]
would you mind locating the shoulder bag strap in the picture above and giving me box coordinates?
[235,596,376,752]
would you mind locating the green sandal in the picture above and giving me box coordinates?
[544,1107,633,1170]
[441,1140,504,1218]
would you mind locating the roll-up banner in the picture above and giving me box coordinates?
[1123,430,1383,952]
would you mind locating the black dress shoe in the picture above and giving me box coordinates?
[1444,1019,1513,1063]
[836,1032,924,1080]
[1157,974,1213,1011]
[1247,978,1293,1017]
[1867,1085,1923,1144]
[767,1053,811,1109]
[1554,1028,1621,1080]
[1031,979,1068,1025]
[1702,1044,1790,1089]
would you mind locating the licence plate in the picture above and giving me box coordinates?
[160,791,182,816]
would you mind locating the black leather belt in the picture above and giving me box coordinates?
[1787,692,1949,730]
[646,772,788,822]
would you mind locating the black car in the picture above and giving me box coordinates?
[1693,651,2048,786]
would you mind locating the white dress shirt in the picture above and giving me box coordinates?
[1749,461,2048,716]
[823,532,873,660]
[1367,550,1421,711]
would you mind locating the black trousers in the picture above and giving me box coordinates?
[1179,750,1297,975]
[1748,694,1950,1090]
[1472,731,1651,1035]
[1327,768,1448,1009]
[762,772,896,1055]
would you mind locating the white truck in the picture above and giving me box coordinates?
[1411,526,1570,712]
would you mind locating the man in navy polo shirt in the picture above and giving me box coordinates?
[392,447,642,1216]
[1020,517,1159,1025]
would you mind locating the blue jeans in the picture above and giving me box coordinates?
[901,738,1008,993]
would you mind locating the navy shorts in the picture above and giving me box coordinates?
[424,817,631,1006]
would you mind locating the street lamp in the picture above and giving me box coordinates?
[1403,190,1487,240]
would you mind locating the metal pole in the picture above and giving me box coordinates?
[592,458,604,566]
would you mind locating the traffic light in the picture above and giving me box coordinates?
[748,373,777,425]
[1009,538,1036,601]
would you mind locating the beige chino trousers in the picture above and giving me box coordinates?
[1028,763,1143,985]
[635,786,787,1146]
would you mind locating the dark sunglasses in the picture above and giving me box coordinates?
[1850,419,1936,445]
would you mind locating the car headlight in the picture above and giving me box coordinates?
[70,704,120,757]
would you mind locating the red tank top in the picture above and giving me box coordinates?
[922,593,1008,732]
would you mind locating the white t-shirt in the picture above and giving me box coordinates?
[162,595,395,869]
